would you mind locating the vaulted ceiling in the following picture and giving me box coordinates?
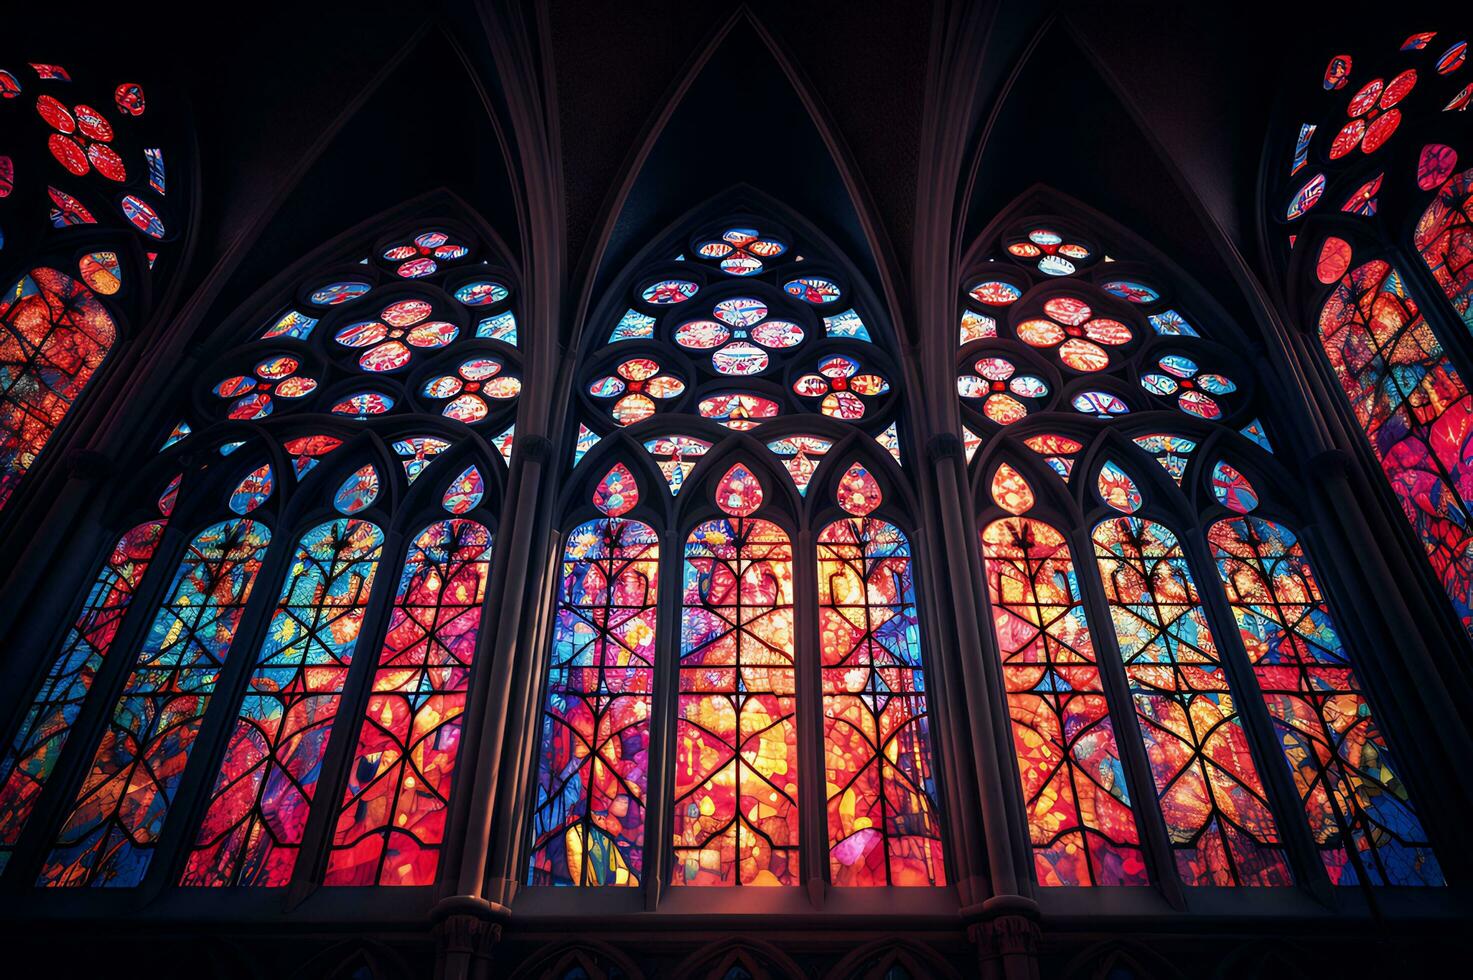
[13,0,1412,355]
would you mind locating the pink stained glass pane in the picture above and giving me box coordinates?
[981,516,1147,886]
[180,519,383,886]
[529,518,659,885]
[1317,260,1473,638]
[1209,516,1441,886]
[1091,516,1291,886]
[324,519,494,886]
[40,520,272,887]
[818,518,945,885]
[0,521,167,875]
[675,518,797,886]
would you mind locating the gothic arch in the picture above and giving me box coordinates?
[823,936,962,980]
[507,939,645,980]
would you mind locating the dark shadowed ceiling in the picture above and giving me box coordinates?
[9,0,1441,350]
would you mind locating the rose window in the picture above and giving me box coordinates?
[588,357,686,425]
[1016,296,1132,372]
[1139,354,1237,419]
[381,230,471,279]
[212,355,318,420]
[693,226,788,276]
[673,296,804,376]
[792,354,890,420]
[957,355,1049,425]
[696,392,781,430]
[1006,227,1092,276]
[1330,69,1416,158]
[421,356,523,423]
[334,298,458,372]
[36,94,126,181]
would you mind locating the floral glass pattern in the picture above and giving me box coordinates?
[212,354,318,420]
[1016,297,1132,372]
[380,230,471,279]
[791,355,890,420]
[693,226,788,277]
[422,356,522,424]
[1007,227,1093,277]
[1138,354,1237,420]
[588,357,685,426]
[335,298,458,373]
[956,356,1050,426]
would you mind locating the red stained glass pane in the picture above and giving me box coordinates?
[983,517,1147,886]
[1091,516,1291,886]
[990,463,1034,515]
[0,269,116,510]
[675,517,797,885]
[181,519,383,886]
[1318,259,1473,637]
[1360,109,1400,154]
[529,518,659,885]
[1414,168,1473,331]
[324,520,493,886]
[1316,237,1353,285]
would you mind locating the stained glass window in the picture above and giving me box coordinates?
[1209,510,1441,885]
[676,466,798,886]
[541,210,934,892]
[1415,167,1473,332]
[817,468,944,885]
[0,517,167,875]
[1091,512,1291,886]
[0,267,116,510]
[41,518,272,887]
[1317,258,1473,637]
[181,517,383,886]
[325,517,493,886]
[529,509,660,886]
[981,466,1146,886]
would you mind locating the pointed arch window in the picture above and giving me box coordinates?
[0,59,191,512]
[960,195,1441,892]
[1274,29,1473,639]
[1206,475,1441,886]
[980,464,1146,887]
[0,204,522,894]
[530,208,944,891]
[41,497,273,887]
